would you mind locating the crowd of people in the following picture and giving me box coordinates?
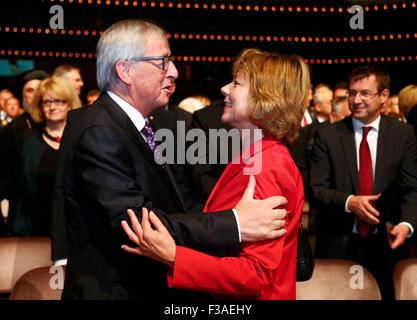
[1,18,417,300]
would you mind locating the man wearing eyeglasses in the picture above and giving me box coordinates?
[310,65,417,299]
[60,20,287,300]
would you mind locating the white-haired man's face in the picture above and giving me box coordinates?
[126,37,178,116]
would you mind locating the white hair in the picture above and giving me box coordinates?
[96,20,168,91]
[313,86,333,105]
[178,97,206,114]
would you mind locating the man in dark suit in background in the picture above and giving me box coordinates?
[50,107,88,264]
[191,101,234,199]
[310,65,417,299]
[61,20,287,300]
[149,106,204,213]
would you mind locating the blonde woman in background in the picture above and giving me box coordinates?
[399,84,417,121]
[399,84,417,136]
[12,76,81,236]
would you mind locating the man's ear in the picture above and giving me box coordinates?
[380,88,390,104]
[115,61,133,86]
[313,103,321,113]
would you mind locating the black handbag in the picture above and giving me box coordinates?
[296,221,314,281]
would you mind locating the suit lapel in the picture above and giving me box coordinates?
[125,119,188,213]
[339,118,359,194]
[100,94,187,212]
[374,116,389,194]
[99,94,160,170]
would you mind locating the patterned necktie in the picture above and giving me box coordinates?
[357,126,373,237]
[141,121,157,152]
[141,121,164,165]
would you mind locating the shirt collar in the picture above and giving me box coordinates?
[107,90,146,132]
[352,115,381,133]
[317,115,327,123]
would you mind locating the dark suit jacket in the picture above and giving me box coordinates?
[0,125,7,236]
[149,107,203,212]
[290,119,329,202]
[62,94,239,300]
[51,107,88,261]
[310,115,417,249]
[407,104,417,138]
[0,125,5,202]
[0,112,36,230]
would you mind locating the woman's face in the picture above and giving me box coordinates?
[41,90,71,123]
[221,72,254,129]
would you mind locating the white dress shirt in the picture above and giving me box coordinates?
[107,91,147,138]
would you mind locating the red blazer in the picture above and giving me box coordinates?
[167,136,304,299]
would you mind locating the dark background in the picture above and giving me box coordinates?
[0,0,416,104]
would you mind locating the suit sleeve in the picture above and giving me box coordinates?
[74,126,240,254]
[51,147,68,261]
[167,168,289,296]
[310,127,351,212]
[398,126,417,228]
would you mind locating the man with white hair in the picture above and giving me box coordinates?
[61,19,287,300]
[330,96,351,123]
[313,83,333,123]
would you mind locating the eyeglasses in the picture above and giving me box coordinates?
[130,55,171,71]
[348,90,380,101]
[41,99,67,107]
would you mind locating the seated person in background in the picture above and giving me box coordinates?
[0,89,15,126]
[382,94,402,120]
[333,82,349,99]
[86,88,100,105]
[330,96,351,124]
[191,95,211,109]
[13,77,81,236]
[122,48,310,300]
[177,96,206,114]
[53,64,84,97]
[399,84,417,123]
[4,97,24,121]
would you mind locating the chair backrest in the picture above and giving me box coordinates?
[393,258,417,300]
[0,237,52,293]
[296,259,382,300]
[9,266,64,300]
